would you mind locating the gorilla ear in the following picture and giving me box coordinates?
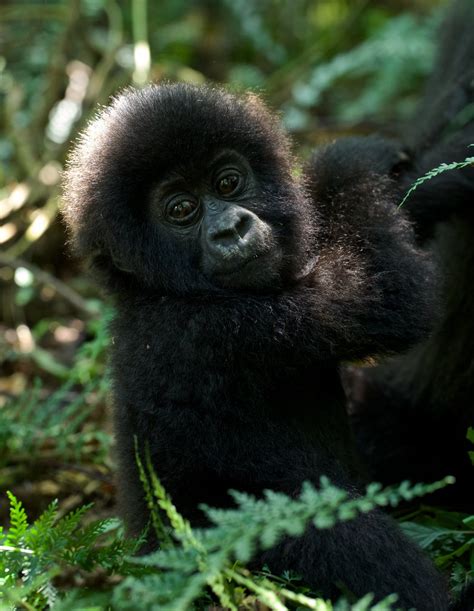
[87,251,140,295]
[87,249,134,277]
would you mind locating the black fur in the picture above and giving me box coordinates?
[62,84,448,608]
[346,0,474,514]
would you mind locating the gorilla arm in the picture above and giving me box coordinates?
[297,140,437,360]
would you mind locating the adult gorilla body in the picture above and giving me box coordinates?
[347,0,474,513]
[63,84,447,608]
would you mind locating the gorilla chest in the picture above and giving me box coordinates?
[111,299,342,420]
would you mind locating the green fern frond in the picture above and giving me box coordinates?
[1,468,453,611]
[25,500,59,551]
[134,439,172,546]
[5,491,29,546]
[120,460,452,610]
[400,150,474,207]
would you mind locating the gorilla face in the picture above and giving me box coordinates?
[149,150,283,290]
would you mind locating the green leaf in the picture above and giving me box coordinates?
[5,492,29,546]
[400,521,453,549]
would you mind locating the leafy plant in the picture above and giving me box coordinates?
[285,12,438,130]
[0,311,113,468]
[0,471,454,610]
[0,492,141,610]
[401,508,474,598]
[468,427,474,466]
[68,307,114,386]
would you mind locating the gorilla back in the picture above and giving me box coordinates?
[63,84,448,608]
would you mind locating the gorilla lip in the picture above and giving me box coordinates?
[207,249,265,276]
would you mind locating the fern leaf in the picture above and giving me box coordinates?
[400,153,474,207]
[5,492,29,546]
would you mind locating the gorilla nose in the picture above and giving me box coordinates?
[207,208,254,251]
[203,204,273,274]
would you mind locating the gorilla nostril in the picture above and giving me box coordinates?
[212,228,240,248]
[235,212,253,240]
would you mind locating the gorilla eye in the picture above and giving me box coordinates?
[166,198,199,224]
[216,172,241,197]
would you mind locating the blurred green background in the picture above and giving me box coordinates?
[6,3,474,608]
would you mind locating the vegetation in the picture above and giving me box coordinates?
[1,0,472,608]
[0,461,455,610]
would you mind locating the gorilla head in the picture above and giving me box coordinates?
[63,84,316,295]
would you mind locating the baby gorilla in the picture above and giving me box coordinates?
[63,84,448,608]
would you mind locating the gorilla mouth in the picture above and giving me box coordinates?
[213,251,264,276]
[208,247,284,290]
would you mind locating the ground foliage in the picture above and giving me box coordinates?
[0,462,454,610]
